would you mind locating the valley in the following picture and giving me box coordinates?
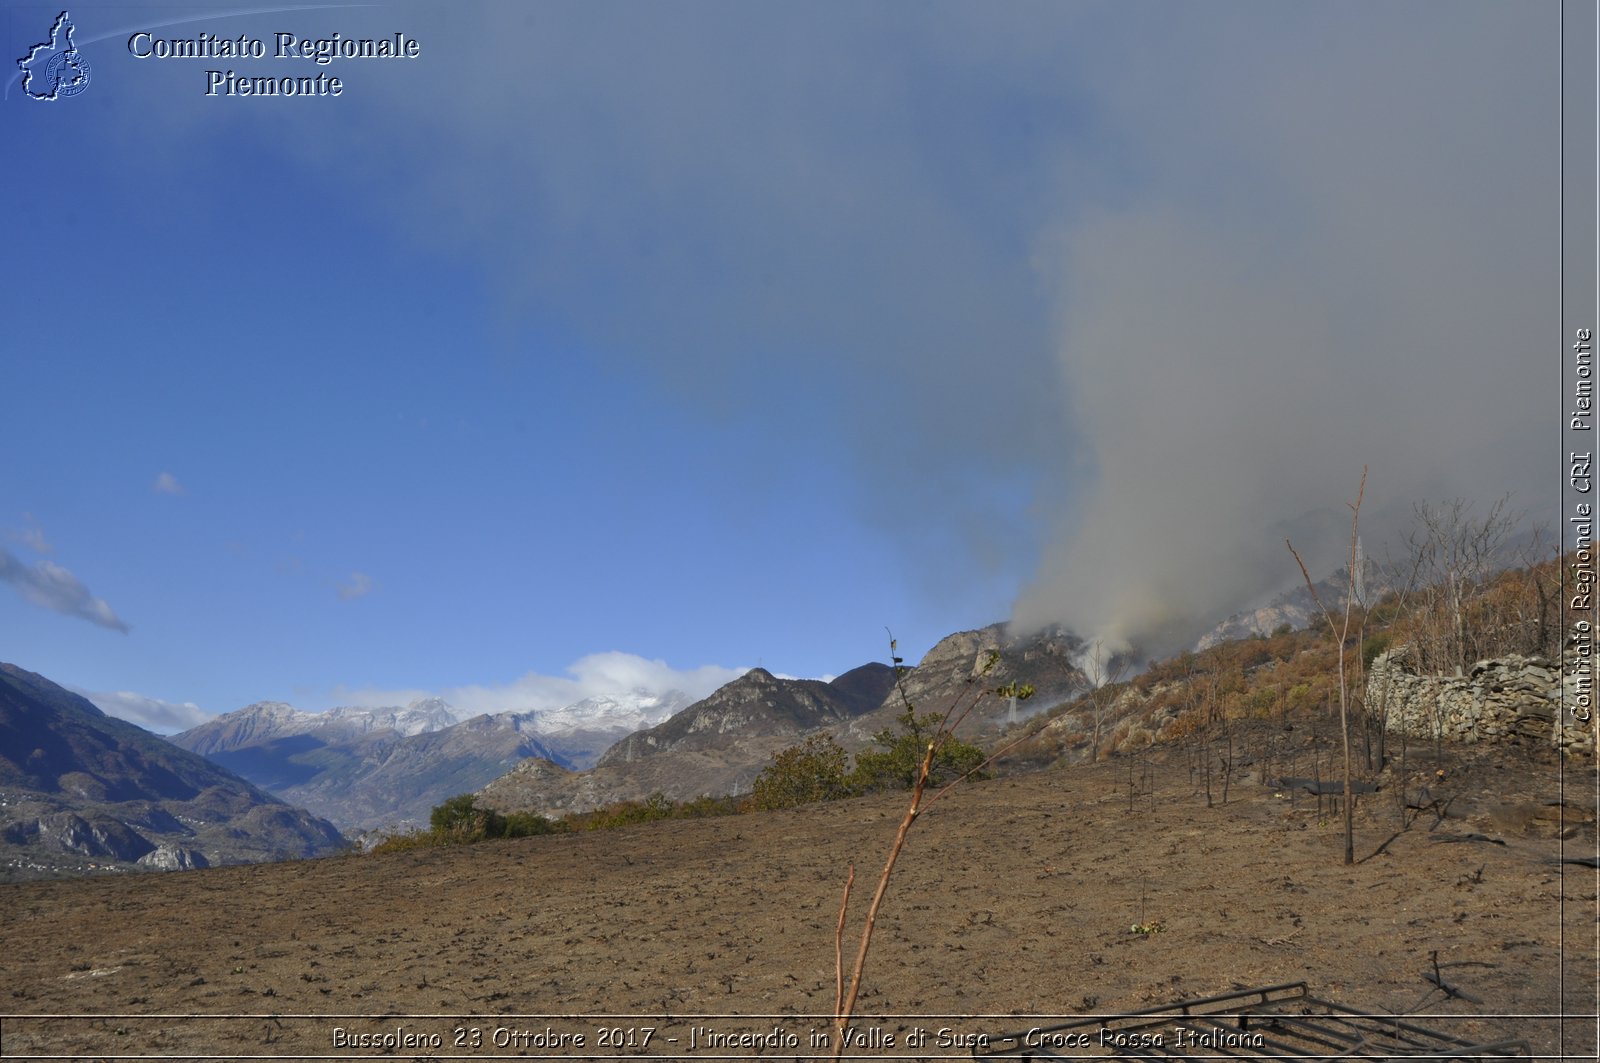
[1,739,1592,1060]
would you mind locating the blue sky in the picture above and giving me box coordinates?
[2,3,1562,731]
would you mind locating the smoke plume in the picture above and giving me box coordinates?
[1011,6,1551,656]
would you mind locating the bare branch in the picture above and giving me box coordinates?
[924,723,1037,811]
[833,864,854,1020]
[829,638,1015,1055]
[1287,465,1365,866]
[831,741,936,1057]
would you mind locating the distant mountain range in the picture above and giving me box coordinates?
[5,555,1376,876]
[0,619,1115,857]
[479,627,1095,820]
[167,688,696,833]
[530,690,699,765]
[0,663,346,881]
[175,698,460,753]
[480,664,899,817]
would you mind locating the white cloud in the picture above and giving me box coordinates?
[335,571,374,601]
[0,548,129,632]
[330,651,747,718]
[10,513,53,553]
[78,688,211,734]
[152,471,185,495]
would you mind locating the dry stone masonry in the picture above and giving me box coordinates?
[1369,637,1596,755]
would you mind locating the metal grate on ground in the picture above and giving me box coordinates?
[972,982,1531,1062]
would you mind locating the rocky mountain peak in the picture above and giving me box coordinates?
[590,664,894,772]
[173,702,315,755]
[239,701,304,720]
[918,625,1006,669]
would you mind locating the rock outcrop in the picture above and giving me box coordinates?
[137,844,210,871]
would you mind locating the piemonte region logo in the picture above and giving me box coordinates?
[17,11,91,100]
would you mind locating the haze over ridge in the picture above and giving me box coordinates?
[3,3,1552,726]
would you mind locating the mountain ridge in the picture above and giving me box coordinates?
[595,664,895,768]
[477,664,897,817]
[166,687,699,832]
[0,662,346,880]
[477,632,1095,820]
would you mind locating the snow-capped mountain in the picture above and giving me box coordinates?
[317,697,460,738]
[165,688,704,830]
[532,689,696,735]
[522,689,699,769]
[170,700,317,755]
[172,697,461,754]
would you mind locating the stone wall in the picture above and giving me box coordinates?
[1368,638,1596,755]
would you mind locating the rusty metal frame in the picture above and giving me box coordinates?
[973,982,1531,1062]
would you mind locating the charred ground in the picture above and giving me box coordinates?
[1,733,1593,1059]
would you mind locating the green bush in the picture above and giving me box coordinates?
[1361,632,1393,669]
[371,789,748,855]
[568,791,707,831]
[430,793,505,842]
[849,705,986,795]
[502,811,561,837]
[752,733,854,810]
[572,793,747,825]
[368,829,445,854]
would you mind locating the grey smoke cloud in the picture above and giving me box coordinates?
[1011,4,1553,654]
[120,3,1553,656]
